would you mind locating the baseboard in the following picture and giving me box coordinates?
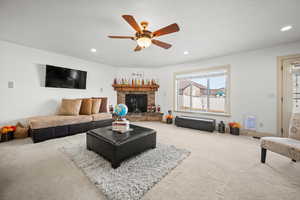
[240,130,275,137]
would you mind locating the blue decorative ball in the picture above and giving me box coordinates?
[114,104,128,117]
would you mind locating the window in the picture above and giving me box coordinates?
[174,66,230,115]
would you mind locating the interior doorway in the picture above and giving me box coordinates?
[278,55,300,137]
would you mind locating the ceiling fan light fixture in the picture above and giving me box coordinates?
[137,37,152,48]
[280,25,293,32]
[90,48,97,53]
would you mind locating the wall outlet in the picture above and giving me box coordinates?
[100,88,103,93]
[8,81,14,88]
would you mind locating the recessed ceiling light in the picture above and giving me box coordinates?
[280,25,293,32]
[184,51,189,55]
[90,48,97,53]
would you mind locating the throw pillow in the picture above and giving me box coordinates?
[93,97,108,113]
[59,99,82,115]
[100,97,108,113]
[80,98,92,115]
[91,98,102,114]
[14,126,29,139]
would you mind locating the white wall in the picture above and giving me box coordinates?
[0,40,116,125]
[115,67,159,82]
[2,39,300,135]
[156,42,300,135]
[115,67,161,105]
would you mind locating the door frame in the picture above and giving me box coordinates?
[277,54,300,137]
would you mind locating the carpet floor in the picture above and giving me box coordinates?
[0,122,300,200]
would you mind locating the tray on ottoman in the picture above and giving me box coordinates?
[86,124,156,168]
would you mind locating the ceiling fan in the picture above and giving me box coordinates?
[108,15,180,51]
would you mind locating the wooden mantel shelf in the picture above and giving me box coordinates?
[112,84,159,92]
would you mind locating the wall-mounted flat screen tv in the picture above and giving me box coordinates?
[45,65,87,89]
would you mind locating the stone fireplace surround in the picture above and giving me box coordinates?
[113,85,163,121]
[117,91,155,110]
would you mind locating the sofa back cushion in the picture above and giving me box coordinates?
[80,98,93,115]
[91,98,102,114]
[93,97,108,113]
[289,113,300,141]
[59,99,82,116]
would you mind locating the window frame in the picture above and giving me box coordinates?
[173,65,231,117]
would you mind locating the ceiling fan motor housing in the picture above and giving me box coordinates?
[140,21,149,29]
[135,30,152,40]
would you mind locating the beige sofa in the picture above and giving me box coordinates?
[29,98,113,143]
[29,113,112,130]
[260,113,300,163]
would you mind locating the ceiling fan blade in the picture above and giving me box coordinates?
[108,36,134,39]
[152,39,172,49]
[134,45,142,51]
[122,15,141,32]
[152,23,180,37]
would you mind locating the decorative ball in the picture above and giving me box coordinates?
[114,104,128,117]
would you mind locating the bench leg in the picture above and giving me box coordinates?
[261,148,267,163]
[292,159,296,162]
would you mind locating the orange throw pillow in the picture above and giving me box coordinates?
[80,98,92,115]
[91,98,102,114]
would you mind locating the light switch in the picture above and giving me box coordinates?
[8,81,14,88]
[100,88,103,92]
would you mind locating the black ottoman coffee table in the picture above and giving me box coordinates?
[86,124,156,168]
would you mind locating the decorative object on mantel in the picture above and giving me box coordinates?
[228,122,241,135]
[112,104,131,133]
[166,110,174,124]
[113,78,159,92]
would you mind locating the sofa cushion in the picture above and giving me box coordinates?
[91,98,102,114]
[91,113,112,121]
[29,115,93,129]
[289,113,300,141]
[80,98,92,115]
[59,99,82,116]
[261,137,300,161]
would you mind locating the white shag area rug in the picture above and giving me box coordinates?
[61,140,190,200]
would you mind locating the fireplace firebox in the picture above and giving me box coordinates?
[125,94,147,113]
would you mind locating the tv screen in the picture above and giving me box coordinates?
[45,65,87,89]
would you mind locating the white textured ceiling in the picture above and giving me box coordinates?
[0,0,300,68]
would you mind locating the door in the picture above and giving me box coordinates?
[282,58,300,137]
